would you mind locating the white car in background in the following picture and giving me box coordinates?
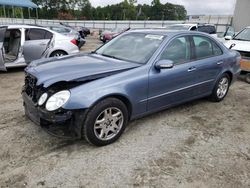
[165,23,218,37]
[224,26,250,83]
[0,25,79,71]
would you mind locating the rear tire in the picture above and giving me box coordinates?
[50,50,67,57]
[83,98,128,146]
[245,73,250,84]
[210,73,230,102]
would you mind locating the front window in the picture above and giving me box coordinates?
[160,36,191,64]
[234,28,250,41]
[96,33,165,64]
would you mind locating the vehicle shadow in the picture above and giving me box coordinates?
[0,67,25,74]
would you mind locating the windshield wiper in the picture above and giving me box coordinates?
[101,53,123,60]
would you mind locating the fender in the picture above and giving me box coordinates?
[63,65,150,117]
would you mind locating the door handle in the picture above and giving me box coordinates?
[188,67,197,72]
[217,61,224,65]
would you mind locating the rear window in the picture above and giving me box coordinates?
[26,29,53,40]
[198,26,216,34]
[192,36,223,60]
[45,31,53,39]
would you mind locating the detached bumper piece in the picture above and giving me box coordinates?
[23,92,85,139]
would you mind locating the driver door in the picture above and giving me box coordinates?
[0,27,7,71]
[23,28,53,63]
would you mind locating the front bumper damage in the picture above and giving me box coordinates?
[22,92,87,139]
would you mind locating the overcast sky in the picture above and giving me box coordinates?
[90,0,237,15]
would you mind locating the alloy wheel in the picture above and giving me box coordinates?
[94,107,124,141]
[216,77,229,99]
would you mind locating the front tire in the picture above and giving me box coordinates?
[245,73,250,84]
[210,73,230,102]
[83,98,128,146]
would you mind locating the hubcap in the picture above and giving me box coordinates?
[217,77,229,99]
[94,107,124,141]
[55,53,64,57]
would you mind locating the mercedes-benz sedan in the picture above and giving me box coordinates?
[22,30,241,146]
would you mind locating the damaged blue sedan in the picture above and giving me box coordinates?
[22,30,241,146]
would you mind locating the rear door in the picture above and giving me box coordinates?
[23,28,53,63]
[0,27,7,71]
[189,35,225,93]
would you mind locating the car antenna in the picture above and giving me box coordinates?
[229,43,236,49]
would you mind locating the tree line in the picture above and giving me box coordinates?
[31,0,187,20]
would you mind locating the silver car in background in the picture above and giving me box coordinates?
[44,25,86,48]
[0,25,79,71]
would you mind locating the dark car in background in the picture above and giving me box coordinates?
[165,23,220,40]
[100,28,130,43]
[22,30,241,146]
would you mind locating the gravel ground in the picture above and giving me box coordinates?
[0,36,250,188]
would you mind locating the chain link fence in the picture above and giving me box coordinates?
[0,15,232,33]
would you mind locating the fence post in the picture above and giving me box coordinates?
[216,16,220,31]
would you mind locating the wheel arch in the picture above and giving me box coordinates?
[223,71,233,84]
[49,49,68,57]
[90,94,133,120]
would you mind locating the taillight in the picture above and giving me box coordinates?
[71,39,77,46]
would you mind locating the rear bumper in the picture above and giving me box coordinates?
[77,38,86,49]
[233,69,241,83]
[22,92,85,138]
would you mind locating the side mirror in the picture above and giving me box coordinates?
[155,60,174,70]
[225,36,232,40]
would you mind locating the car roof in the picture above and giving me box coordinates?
[169,23,196,27]
[127,29,201,37]
[42,25,71,28]
[1,24,43,29]
[1,24,68,36]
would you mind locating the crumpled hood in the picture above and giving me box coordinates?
[26,53,140,88]
[224,40,250,52]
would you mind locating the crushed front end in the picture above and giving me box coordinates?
[22,73,86,139]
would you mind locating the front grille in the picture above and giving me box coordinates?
[238,51,250,59]
[24,74,38,103]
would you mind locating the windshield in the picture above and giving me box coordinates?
[111,28,123,33]
[234,28,250,41]
[165,25,190,31]
[96,33,165,64]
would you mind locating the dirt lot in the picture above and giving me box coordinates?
[0,36,250,188]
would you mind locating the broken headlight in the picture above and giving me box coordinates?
[38,93,48,106]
